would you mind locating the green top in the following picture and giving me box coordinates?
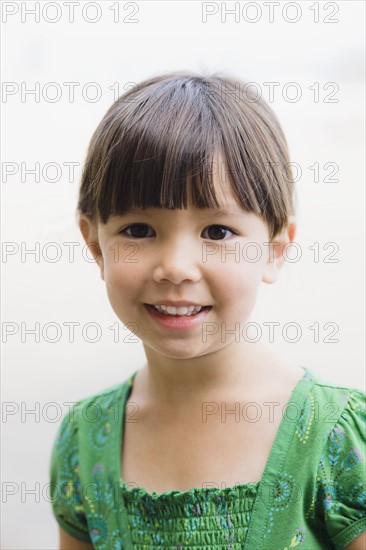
[50,366,366,549]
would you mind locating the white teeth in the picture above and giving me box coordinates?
[152,305,205,316]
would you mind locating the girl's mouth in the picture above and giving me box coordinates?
[143,304,212,329]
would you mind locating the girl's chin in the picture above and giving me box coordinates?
[142,336,212,357]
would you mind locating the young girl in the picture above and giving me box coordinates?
[50,72,366,549]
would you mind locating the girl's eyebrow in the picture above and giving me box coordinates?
[126,207,245,218]
[209,208,245,218]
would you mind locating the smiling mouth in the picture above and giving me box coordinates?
[144,304,212,317]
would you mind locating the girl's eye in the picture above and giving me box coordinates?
[202,225,235,241]
[119,224,236,240]
[120,224,153,238]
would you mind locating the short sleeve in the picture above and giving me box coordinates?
[315,388,366,549]
[49,405,92,543]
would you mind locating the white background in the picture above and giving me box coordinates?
[1,1,365,547]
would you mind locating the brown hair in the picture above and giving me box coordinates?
[77,71,297,240]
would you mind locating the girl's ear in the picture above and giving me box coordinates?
[78,215,105,281]
[262,216,297,284]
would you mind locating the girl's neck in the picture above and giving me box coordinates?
[130,341,302,410]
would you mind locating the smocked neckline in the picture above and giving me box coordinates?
[121,480,260,505]
[113,365,313,501]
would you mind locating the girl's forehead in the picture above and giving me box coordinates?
[122,168,243,216]
[125,175,245,215]
[186,167,241,207]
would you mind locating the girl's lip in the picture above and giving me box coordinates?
[147,301,208,307]
[144,303,212,330]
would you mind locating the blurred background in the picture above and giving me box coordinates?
[1,1,365,547]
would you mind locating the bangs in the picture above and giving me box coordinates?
[79,73,296,239]
[90,79,226,218]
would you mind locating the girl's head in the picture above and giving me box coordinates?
[77,72,297,360]
[77,71,296,241]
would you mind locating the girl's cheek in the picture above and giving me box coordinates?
[103,242,264,291]
[106,263,133,284]
[103,239,134,265]
[215,252,263,277]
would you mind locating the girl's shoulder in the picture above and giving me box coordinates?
[65,370,137,422]
[252,367,366,550]
[49,371,136,543]
[303,366,365,405]
[297,368,366,549]
[299,366,365,448]
[308,366,365,392]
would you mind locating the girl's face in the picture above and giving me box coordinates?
[80,178,292,360]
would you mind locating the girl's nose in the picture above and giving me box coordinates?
[151,241,202,285]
